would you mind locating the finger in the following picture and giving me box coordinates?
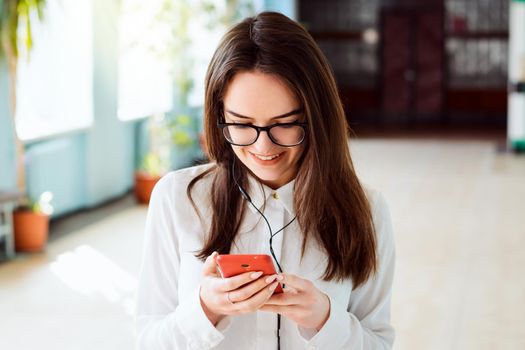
[216,270,267,292]
[279,273,311,291]
[233,281,279,312]
[259,304,295,315]
[202,252,219,276]
[282,285,299,294]
[264,292,300,306]
[229,274,278,303]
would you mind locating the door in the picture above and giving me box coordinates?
[381,7,445,122]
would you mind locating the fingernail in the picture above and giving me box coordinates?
[250,271,263,279]
[269,282,278,291]
[276,275,284,281]
[265,275,276,284]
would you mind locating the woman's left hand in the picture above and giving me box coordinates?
[260,273,330,331]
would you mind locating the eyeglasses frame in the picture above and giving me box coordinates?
[217,121,308,147]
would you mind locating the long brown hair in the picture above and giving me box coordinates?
[188,12,376,288]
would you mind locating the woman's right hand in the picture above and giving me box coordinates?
[199,252,281,325]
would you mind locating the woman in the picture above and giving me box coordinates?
[135,11,395,350]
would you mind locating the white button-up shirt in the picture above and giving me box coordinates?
[135,164,395,349]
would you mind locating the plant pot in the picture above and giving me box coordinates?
[13,210,49,252]
[134,172,161,204]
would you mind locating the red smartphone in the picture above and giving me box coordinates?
[216,254,283,293]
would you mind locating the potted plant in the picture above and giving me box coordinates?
[1,0,46,195]
[169,113,200,168]
[134,152,167,204]
[134,112,199,203]
[1,1,48,252]
[132,0,254,202]
[13,191,53,252]
[134,113,171,204]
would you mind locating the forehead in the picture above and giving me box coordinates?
[223,70,299,119]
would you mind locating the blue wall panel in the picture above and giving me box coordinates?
[25,135,87,216]
[84,0,134,206]
[0,60,16,191]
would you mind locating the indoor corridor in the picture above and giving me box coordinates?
[1,134,524,350]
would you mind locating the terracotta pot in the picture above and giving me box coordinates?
[13,210,49,252]
[134,172,161,204]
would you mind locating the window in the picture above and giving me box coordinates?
[117,0,258,119]
[445,0,509,88]
[117,0,173,121]
[300,0,381,88]
[15,0,93,141]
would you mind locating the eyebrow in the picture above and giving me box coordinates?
[225,108,303,121]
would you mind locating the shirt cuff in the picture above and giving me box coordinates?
[216,316,233,333]
[298,295,350,349]
[174,287,225,349]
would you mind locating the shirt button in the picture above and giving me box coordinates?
[272,192,279,200]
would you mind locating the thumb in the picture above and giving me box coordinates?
[202,251,219,276]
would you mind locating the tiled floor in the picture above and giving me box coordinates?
[0,196,143,350]
[1,135,524,350]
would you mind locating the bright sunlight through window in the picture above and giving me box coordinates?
[117,0,173,121]
[16,0,93,141]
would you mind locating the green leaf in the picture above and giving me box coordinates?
[0,0,45,60]
[172,130,192,147]
[141,152,166,177]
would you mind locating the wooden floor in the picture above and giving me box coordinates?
[1,134,524,350]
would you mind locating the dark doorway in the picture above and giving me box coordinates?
[380,6,445,122]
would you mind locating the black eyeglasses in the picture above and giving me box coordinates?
[217,121,308,147]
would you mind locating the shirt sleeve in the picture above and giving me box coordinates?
[299,190,396,349]
[134,173,227,350]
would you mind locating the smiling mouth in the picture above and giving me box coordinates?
[249,152,283,161]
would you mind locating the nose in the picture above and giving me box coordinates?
[251,130,276,153]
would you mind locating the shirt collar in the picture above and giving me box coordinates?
[246,174,296,216]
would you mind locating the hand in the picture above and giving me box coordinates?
[260,273,331,331]
[199,252,280,325]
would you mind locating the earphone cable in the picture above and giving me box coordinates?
[231,157,297,350]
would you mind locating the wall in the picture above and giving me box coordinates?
[264,0,297,19]
[0,60,16,191]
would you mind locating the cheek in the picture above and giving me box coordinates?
[232,146,252,165]
[288,146,305,164]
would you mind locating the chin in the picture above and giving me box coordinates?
[250,167,292,188]
[254,172,281,183]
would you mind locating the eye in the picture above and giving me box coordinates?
[278,124,294,129]
[275,121,299,128]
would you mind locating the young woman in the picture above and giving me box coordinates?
[135,12,395,350]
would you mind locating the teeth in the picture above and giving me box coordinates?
[253,153,281,161]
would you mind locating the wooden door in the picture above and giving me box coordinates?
[381,7,444,122]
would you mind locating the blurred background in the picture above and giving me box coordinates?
[1,0,524,349]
